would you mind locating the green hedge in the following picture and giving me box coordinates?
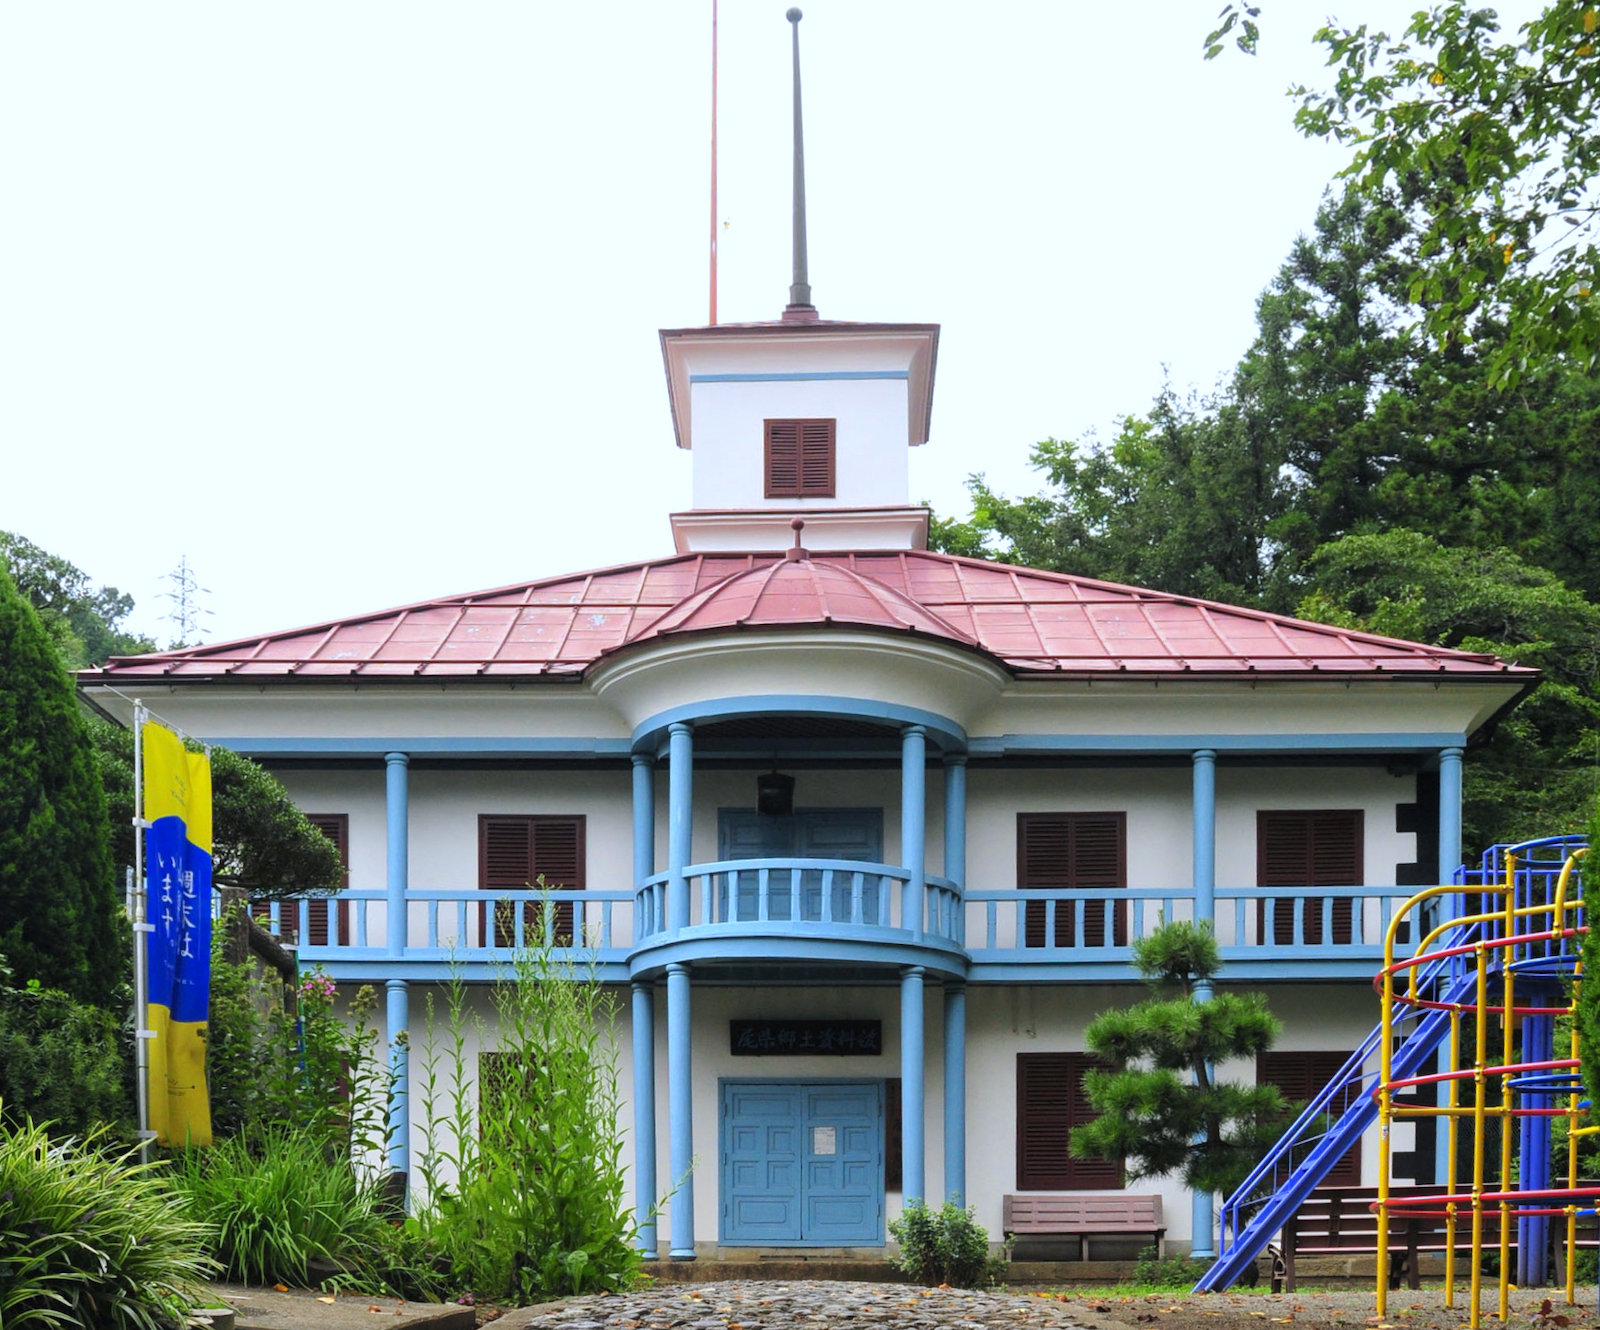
[0,979,130,1133]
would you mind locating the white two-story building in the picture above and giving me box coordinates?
[82,302,1533,1259]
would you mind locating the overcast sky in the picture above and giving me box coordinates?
[0,2,1535,649]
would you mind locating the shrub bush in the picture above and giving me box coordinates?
[171,1126,395,1292]
[0,969,131,1132]
[0,1104,214,1328]
[888,1199,1008,1288]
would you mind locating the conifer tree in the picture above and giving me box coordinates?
[0,568,120,1006]
[1071,921,1285,1196]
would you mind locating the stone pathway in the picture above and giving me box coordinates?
[497,1280,1089,1330]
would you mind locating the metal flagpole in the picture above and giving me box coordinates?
[709,0,718,325]
[131,701,156,1162]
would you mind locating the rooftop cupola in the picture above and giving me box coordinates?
[660,8,939,555]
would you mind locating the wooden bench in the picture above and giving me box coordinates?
[1270,1185,1503,1292]
[1003,1194,1164,1261]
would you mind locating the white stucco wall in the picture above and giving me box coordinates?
[689,378,910,511]
[361,977,1387,1256]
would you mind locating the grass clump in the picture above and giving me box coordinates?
[171,1126,397,1292]
[1132,1243,1213,1287]
[0,1105,215,1328]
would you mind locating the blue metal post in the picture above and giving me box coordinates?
[667,724,693,932]
[632,980,658,1259]
[666,962,695,1258]
[1190,748,1217,1259]
[901,965,925,1205]
[1435,745,1465,1186]
[944,983,966,1206]
[383,752,410,1188]
[1517,1009,1555,1286]
[902,726,927,939]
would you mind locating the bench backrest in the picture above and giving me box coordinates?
[1004,1193,1163,1232]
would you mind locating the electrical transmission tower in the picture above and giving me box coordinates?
[161,555,213,649]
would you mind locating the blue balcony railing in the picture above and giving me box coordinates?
[635,859,963,945]
[272,876,1415,981]
[964,884,1414,978]
[280,887,635,972]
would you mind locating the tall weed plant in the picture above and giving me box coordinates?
[207,926,389,1162]
[411,933,640,1302]
[0,1104,215,1329]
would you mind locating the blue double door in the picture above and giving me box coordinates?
[721,1080,884,1244]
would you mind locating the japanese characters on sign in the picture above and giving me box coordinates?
[729,1018,882,1056]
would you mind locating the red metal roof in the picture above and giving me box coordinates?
[80,551,1532,683]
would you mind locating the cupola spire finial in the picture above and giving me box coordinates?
[782,8,818,323]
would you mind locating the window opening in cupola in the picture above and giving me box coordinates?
[765,418,835,498]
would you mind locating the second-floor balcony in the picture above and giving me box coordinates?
[275,865,1417,984]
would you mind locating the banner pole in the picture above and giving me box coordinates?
[132,702,155,1162]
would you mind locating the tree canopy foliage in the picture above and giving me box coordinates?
[934,186,1600,852]
[1,530,345,901]
[0,569,122,1007]
[1210,2,1600,386]
[90,721,344,902]
[1,531,155,670]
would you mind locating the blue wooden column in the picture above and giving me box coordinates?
[901,965,926,1205]
[631,753,658,1258]
[1435,745,1466,1185]
[1438,746,1464,884]
[667,724,693,932]
[943,753,967,1205]
[631,981,658,1258]
[901,725,927,939]
[943,983,966,1206]
[665,725,695,1258]
[384,752,410,1188]
[1190,748,1217,1259]
[666,963,694,1258]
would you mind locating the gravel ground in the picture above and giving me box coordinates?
[482,1281,1600,1330]
[1025,1285,1600,1330]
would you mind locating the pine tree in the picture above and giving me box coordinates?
[1070,922,1285,1196]
[0,567,121,1006]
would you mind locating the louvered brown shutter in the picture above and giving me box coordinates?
[1258,1050,1361,1185]
[1016,1052,1121,1190]
[479,815,585,948]
[1019,813,1127,948]
[1257,811,1363,945]
[764,418,836,498]
[273,814,351,946]
[885,1077,902,1192]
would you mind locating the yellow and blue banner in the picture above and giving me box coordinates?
[142,720,213,1147]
